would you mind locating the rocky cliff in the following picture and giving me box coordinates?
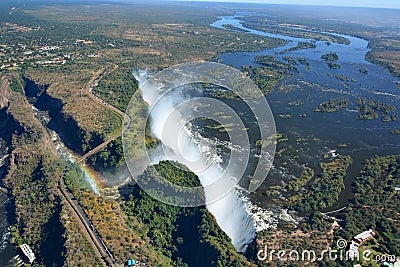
[0,78,11,110]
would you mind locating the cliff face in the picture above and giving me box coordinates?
[0,78,11,110]
[24,77,104,154]
[3,90,65,266]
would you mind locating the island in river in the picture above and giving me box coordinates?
[0,1,399,266]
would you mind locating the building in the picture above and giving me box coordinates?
[19,243,36,264]
[354,229,375,244]
[348,229,376,260]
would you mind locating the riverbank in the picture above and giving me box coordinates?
[211,14,400,215]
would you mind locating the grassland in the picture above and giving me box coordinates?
[1,2,400,266]
[25,64,123,139]
[0,2,289,265]
[8,1,287,157]
[366,39,400,78]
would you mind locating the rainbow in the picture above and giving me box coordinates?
[50,127,108,195]
[80,164,106,194]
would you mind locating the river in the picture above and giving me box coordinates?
[211,15,400,212]
[0,12,399,262]
[0,137,18,266]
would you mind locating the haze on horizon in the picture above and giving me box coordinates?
[174,0,400,9]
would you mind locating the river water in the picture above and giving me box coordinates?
[0,138,18,266]
[0,12,399,262]
[211,15,400,212]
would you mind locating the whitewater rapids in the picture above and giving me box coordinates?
[134,70,256,252]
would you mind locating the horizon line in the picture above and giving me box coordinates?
[169,0,400,10]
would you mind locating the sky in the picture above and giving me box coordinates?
[176,0,400,9]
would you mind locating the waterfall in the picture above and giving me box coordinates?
[134,70,256,252]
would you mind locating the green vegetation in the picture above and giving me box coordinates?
[289,155,352,212]
[258,155,400,266]
[282,56,298,65]
[240,17,350,44]
[335,74,349,82]
[88,137,125,171]
[256,212,336,266]
[255,55,299,72]
[64,164,165,266]
[234,7,400,78]
[222,24,250,32]
[2,91,66,266]
[93,65,138,112]
[335,156,400,258]
[314,98,349,112]
[366,40,400,78]
[321,52,341,69]
[121,161,255,267]
[285,167,314,192]
[277,41,317,54]
[296,56,309,66]
[2,2,400,266]
[61,204,103,267]
[8,76,25,94]
[13,2,285,67]
[242,65,287,95]
[244,55,299,96]
[321,52,339,62]
[326,61,341,69]
[25,64,123,148]
[359,67,368,74]
[3,0,289,173]
[154,161,201,187]
[356,97,398,121]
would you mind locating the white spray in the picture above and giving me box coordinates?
[134,70,256,252]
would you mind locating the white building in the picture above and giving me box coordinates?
[354,229,375,243]
[20,243,36,264]
[348,229,376,260]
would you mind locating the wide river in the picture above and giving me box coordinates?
[1,13,400,264]
[211,15,400,212]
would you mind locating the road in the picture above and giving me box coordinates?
[61,65,133,266]
[58,170,117,267]
[77,64,131,164]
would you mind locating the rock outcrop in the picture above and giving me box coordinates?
[0,77,11,109]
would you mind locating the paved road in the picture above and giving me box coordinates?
[77,64,131,164]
